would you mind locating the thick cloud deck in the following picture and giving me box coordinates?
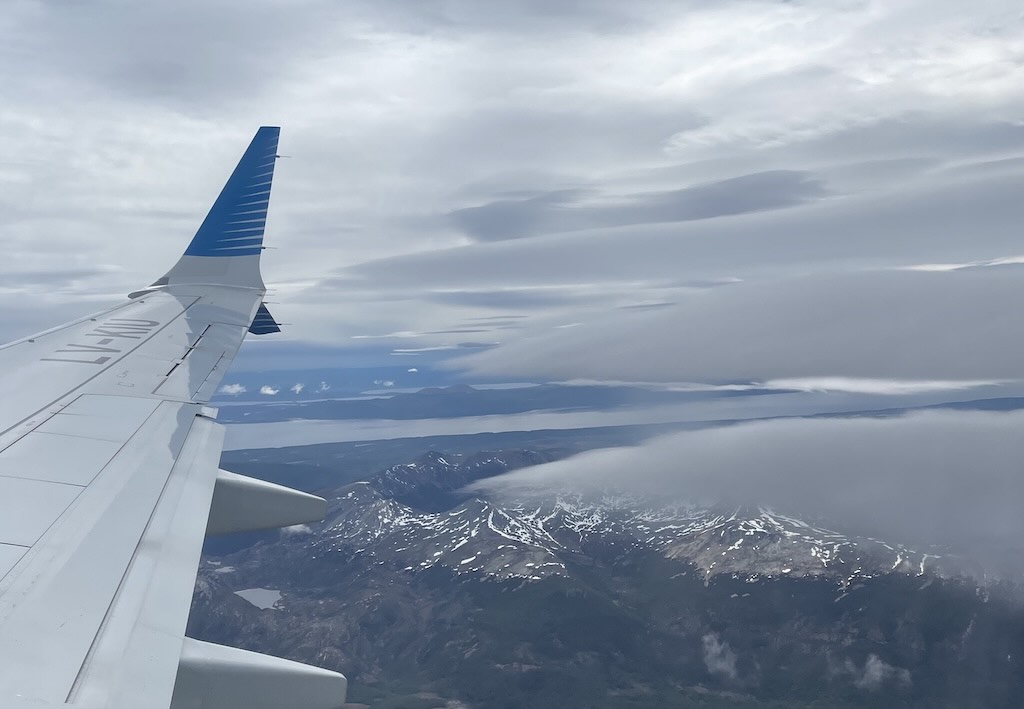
[459,266,1024,383]
[469,409,1024,573]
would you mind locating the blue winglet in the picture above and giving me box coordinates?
[184,126,280,258]
[249,303,282,335]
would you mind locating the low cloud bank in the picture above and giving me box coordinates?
[468,409,1024,571]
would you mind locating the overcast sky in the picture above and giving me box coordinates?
[3,0,1024,375]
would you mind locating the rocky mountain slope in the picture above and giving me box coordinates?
[317,451,952,584]
[189,449,1024,708]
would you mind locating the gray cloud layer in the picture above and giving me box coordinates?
[344,169,1024,294]
[449,171,827,241]
[458,265,1024,383]
[5,0,1024,350]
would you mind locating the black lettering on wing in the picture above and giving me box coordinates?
[85,328,147,339]
[108,318,160,327]
[41,356,114,365]
[56,344,121,354]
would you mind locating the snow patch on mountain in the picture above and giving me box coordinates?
[311,453,942,583]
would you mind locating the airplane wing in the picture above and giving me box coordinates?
[0,127,347,709]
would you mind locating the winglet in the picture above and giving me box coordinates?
[151,127,280,291]
[185,127,280,258]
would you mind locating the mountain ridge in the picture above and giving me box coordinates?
[189,447,1024,707]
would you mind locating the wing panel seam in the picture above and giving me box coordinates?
[0,299,202,443]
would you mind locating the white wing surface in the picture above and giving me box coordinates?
[0,127,347,709]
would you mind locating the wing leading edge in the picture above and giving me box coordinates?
[0,128,346,709]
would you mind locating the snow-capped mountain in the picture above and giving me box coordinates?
[190,447,1024,708]
[314,451,943,584]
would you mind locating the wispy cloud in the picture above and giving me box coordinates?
[749,378,1005,396]
[448,172,827,241]
[219,383,246,396]
[259,385,280,396]
[845,655,911,691]
[557,377,1004,396]
[702,634,738,681]
[290,382,305,394]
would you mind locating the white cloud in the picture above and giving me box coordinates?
[468,409,1024,571]
[846,654,911,691]
[392,346,463,353]
[702,634,738,680]
[560,377,1003,396]
[219,383,246,396]
[280,524,312,537]
[316,381,330,393]
[373,379,395,388]
[290,382,305,394]
[407,367,419,373]
[897,254,1024,272]
[898,262,976,272]
[753,377,1005,396]
[259,385,280,396]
